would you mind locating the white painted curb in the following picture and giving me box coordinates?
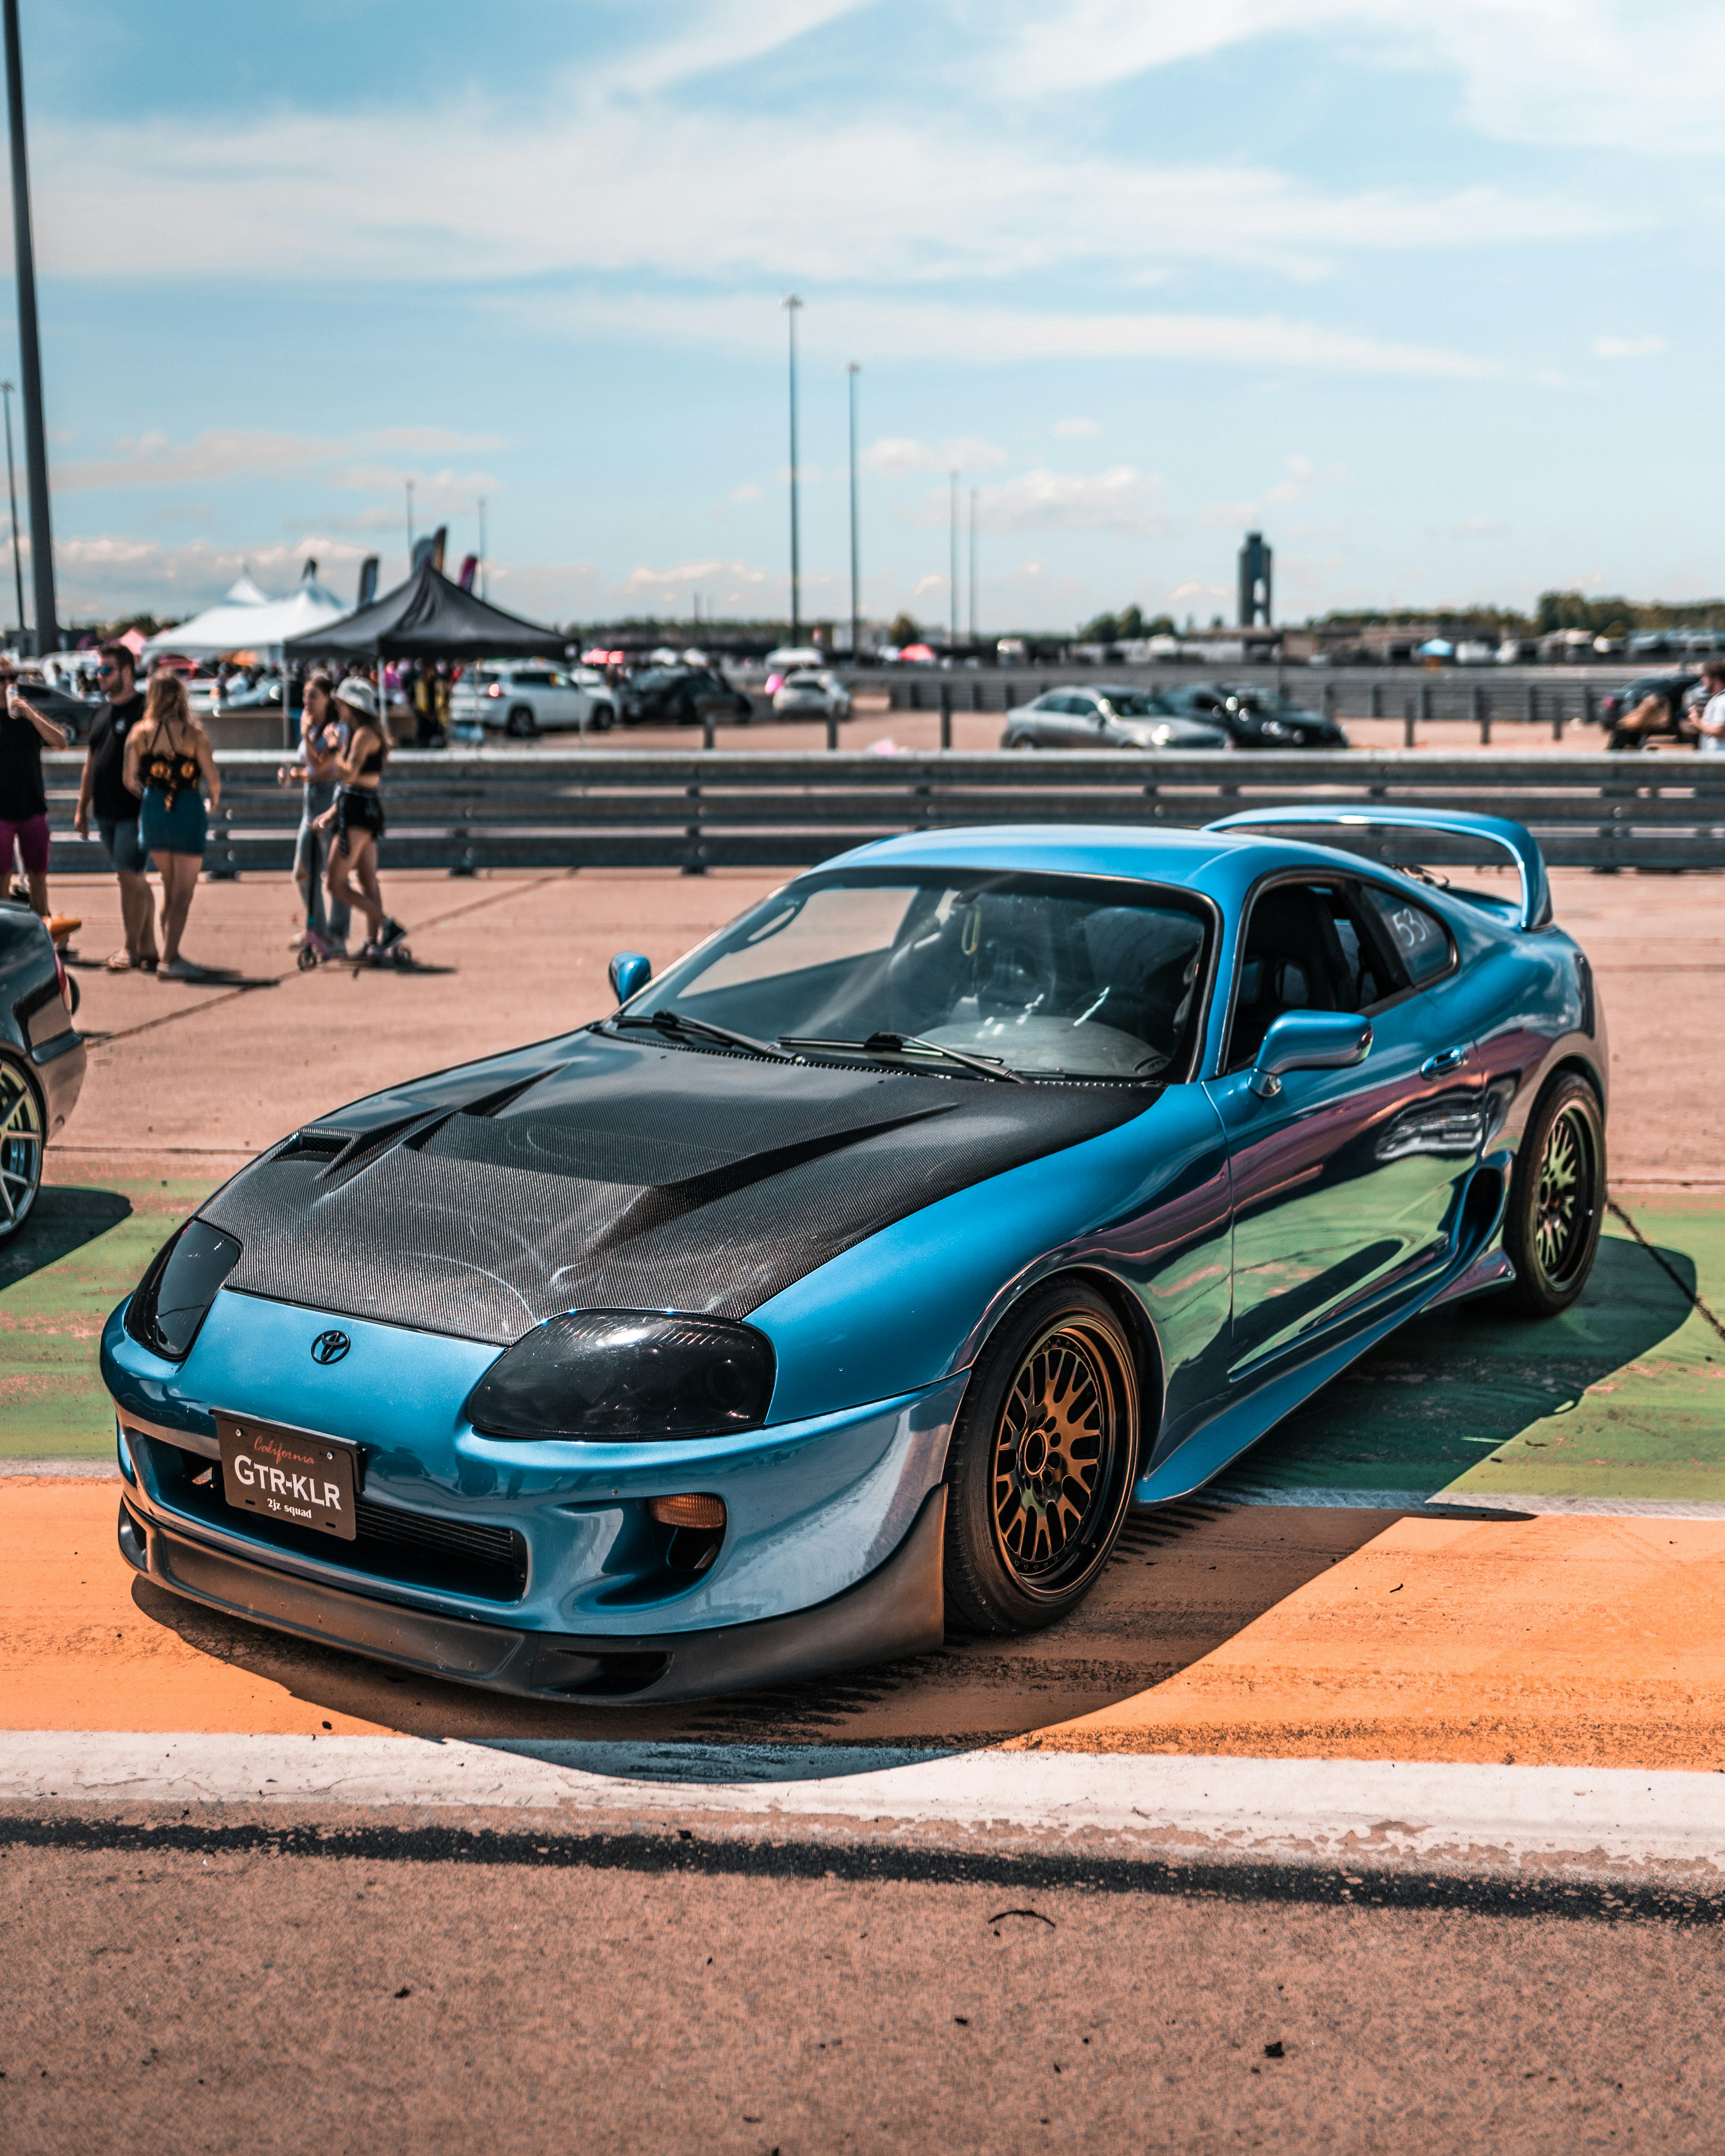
[4,1733,1723,1880]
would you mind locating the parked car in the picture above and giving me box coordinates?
[619,666,753,727]
[449,663,616,738]
[15,676,98,743]
[1001,685,1227,751]
[1158,682,1348,749]
[1596,671,1701,750]
[216,677,283,712]
[0,895,85,1236]
[772,669,851,720]
[104,806,1606,1702]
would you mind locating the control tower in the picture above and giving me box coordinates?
[1237,531,1272,628]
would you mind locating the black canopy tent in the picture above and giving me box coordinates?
[282,558,568,663]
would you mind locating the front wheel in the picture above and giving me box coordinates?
[1500,1073,1606,1317]
[0,1052,45,1239]
[505,706,538,739]
[942,1281,1140,1635]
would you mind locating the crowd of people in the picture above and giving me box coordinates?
[0,642,404,977]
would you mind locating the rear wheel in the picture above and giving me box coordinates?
[0,1052,44,1239]
[942,1281,1140,1635]
[505,705,538,739]
[1501,1073,1605,1317]
[588,702,615,733]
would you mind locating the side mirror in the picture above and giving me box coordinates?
[1249,1010,1372,1099]
[608,951,652,1006]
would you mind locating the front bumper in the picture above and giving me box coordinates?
[118,1483,946,1704]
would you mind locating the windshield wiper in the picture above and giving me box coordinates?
[611,1009,793,1061]
[778,1031,1027,1084]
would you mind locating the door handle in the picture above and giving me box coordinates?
[1421,1044,1470,1078]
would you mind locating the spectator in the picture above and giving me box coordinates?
[0,655,73,930]
[277,671,351,953]
[122,671,220,981]
[314,676,406,960]
[73,642,158,971]
[1698,661,1725,755]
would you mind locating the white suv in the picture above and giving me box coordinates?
[451,663,617,736]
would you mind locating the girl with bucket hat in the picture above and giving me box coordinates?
[311,675,409,964]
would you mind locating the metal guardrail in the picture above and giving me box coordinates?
[38,748,1725,874]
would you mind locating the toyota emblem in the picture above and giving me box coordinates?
[311,1329,351,1366]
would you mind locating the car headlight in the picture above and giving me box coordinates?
[123,1219,243,1361]
[1259,718,1292,739]
[464,1311,776,1442]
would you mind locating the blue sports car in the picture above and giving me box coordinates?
[104,808,1606,1702]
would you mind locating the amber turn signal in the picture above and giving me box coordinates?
[648,1493,727,1531]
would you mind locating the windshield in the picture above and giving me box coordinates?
[631,870,1212,1080]
[1097,691,1173,718]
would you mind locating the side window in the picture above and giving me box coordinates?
[1226,881,1354,1072]
[1356,885,1453,987]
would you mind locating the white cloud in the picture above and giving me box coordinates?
[731,482,764,502]
[26,90,1616,293]
[987,2,1725,155]
[1053,419,1102,439]
[521,291,1496,379]
[53,427,502,496]
[1592,334,1667,360]
[862,435,1009,477]
[621,558,770,597]
[1455,515,1508,537]
[950,464,1168,538]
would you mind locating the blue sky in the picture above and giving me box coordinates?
[9,0,1721,630]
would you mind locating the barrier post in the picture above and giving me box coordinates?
[939,681,952,751]
[1404,697,1416,749]
[826,712,838,751]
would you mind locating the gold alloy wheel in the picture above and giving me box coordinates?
[990,1319,1126,1592]
[0,1057,44,1235]
[1534,1100,1594,1286]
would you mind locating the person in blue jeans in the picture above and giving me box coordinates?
[278,671,351,952]
[122,671,220,981]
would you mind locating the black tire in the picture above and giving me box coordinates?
[942,1280,1140,1636]
[677,697,698,727]
[1500,1073,1606,1317]
[505,705,538,739]
[589,703,615,733]
[0,1050,45,1240]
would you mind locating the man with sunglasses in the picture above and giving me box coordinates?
[73,642,157,970]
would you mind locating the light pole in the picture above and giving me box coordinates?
[4,0,56,656]
[0,379,22,640]
[968,487,978,647]
[846,362,860,661]
[477,495,487,599]
[405,479,415,559]
[784,295,803,642]
[948,470,959,648]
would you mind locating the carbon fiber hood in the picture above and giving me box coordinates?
[201,1033,1154,1346]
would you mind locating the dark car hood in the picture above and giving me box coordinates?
[201,1032,1154,1346]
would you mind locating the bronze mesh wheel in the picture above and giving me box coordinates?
[1502,1072,1605,1317]
[943,1281,1140,1635]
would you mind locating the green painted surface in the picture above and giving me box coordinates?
[6,1168,1723,1501]
[1230,1200,1725,1502]
[0,1178,216,1457]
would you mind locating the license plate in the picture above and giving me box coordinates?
[216,1413,359,1542]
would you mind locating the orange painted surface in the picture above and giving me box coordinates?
[0,1481,401,1736]
[1021,1512,1725,1770]
[11,1483,1725,1768]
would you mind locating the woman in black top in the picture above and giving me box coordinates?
[312,676,405,959]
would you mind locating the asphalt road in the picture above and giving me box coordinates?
[6,1838,1721,2155]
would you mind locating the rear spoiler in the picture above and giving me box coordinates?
[1204,805,1551,932]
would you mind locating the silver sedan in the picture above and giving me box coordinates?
[1001,683,1229,751]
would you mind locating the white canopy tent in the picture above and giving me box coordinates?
[140,570,351,662]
